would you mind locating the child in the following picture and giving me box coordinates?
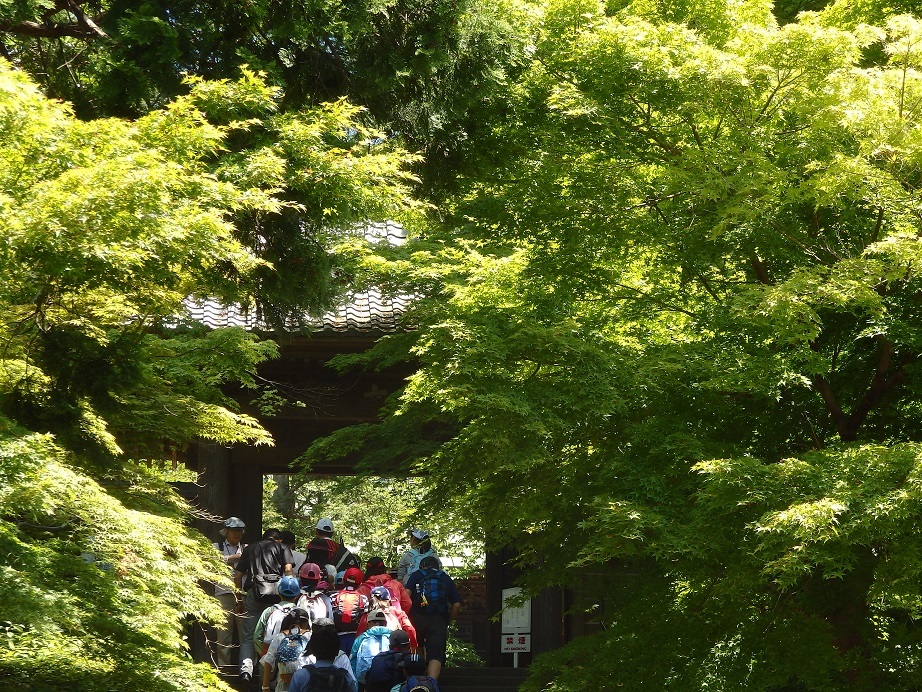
[350,608,391,690]
[289,619,357,692]
[393,654,440,692]
[259,609,311,692]
[356,586,417,648]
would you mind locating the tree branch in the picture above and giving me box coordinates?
[0,1,107,40]
[750,255,771,284]
[812,337,916,442]
[802,411,823,449]
[869,206,884,244]
[65,0,108,38]
[610,282,698,317]
[845,338,915,438]
[811,374,850,439]
[695,271,720,302]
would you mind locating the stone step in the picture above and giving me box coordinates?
[437,666,529,692]
[224,666,531,692]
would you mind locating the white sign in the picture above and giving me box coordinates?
[501,587,531,632]
[500,633,531,653]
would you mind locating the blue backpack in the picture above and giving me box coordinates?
[407,548,435,577]
[401,675,441,692]
[354,632,390,683]
[412,569,449,615]
[365,650,407,692]
[276,632,309,664]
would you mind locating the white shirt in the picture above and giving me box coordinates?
[215,540,244,597]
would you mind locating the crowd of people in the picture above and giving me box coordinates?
[211,517,463,692]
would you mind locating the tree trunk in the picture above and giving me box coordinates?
[803,548,880,686]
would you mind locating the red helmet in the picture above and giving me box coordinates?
[343,566,364,586]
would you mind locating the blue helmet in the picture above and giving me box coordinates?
[278,576,301,598]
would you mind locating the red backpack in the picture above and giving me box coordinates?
[306,537,337,567]
[332,589,367,632]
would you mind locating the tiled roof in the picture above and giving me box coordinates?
[184,221,410,334]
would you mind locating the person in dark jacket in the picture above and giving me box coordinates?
[234,528,295,684]
[405,556,461,681]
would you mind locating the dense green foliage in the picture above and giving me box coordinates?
[264,475,484,574]
[0,59,416,689]
[10,0,922,688]
[0,418,230,691]
[305,5,922,690]
[0,0,525,198]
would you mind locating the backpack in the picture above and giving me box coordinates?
[401,675,441,692]
[302,663,352,692]
[263,602,297,644]
[412,570,449,615]
[364,650,407,692]
[331,590,366,632]
[306,537,337,568]
[297,591,331,624]
[354,632,390,683]
[333,544,361,573]
[276,632,309,664]
[407,548,435,578]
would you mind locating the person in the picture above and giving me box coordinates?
[212,516,246,671]
[305,518,339,571]
[289,618,358,692]
[358,557,412,614]
[405,556,461,680]
[331,566,368,655]
[280,530,306,574]
[259,608,311,692]
[300,618,358,688]
[397,529,438,584]
[322,564,338,590]
[393,653,440,692]
[306,518,362,582]
[363,629,411,692]
[349,608,392,692]
[296,562,333,625]
[356,586,417,649]
[235,528,296,684]
[254,576,303,659]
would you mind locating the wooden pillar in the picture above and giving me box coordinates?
[486,546,520,667]
[196,443,230,540]
[531,587,566,655]
[189,443,232,667]
[229,459,263,541]
[193,443,263,540]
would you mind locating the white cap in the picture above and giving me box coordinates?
[410,527,429,540]
[316,518,334,533]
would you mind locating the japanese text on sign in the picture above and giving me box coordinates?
[500,634,531,653]
[501,587,531,632]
